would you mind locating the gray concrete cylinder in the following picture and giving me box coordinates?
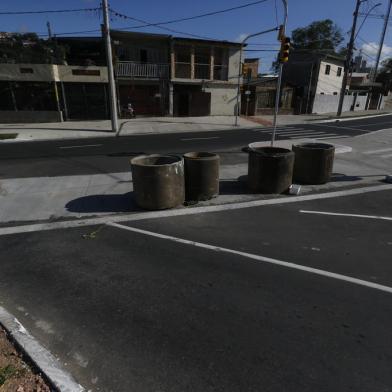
[184,152,220,202]
[248,147,294,194]
[292,143,335,184]
[131,155,184,210]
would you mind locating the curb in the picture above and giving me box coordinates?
[0,306,84,392]
[306,112,392,124]
[0,125,259,144]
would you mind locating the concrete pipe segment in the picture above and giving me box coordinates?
[292,143,335,185]
[130,154,185,210]
[248,147,294,194]
[184,152,220,202]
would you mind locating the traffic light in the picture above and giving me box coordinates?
[280,37,290,63]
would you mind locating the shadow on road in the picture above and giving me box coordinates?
[66,192,140,213]
[219,176,249,195]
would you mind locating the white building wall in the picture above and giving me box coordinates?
[205,84,237,115]
[227,47,241,85]
[316,61,344,95]
[0,64,108,83]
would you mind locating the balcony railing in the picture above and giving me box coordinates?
[116,61,169,78]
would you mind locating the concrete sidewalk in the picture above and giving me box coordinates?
[1,130,391,225]
[0,111,390,142]
[0,116,257,142]
[248,109,392,126]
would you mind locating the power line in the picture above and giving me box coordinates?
[109,0,270,29]
[0,7,100,15]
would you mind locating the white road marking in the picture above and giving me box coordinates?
[364,147,392,155]
[316,113,392,123]
[276,131,325,136]
[180,136,220,141]
[0,184,391,236]
[316,135,351,140]
[300,210,392,221]
[108,222,392,295]
[287,133,338,139]
[312,123,368,132]
[380,153,392,159]
[59,144,102,149]
[257,128,304,133]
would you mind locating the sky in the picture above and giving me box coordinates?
[0,0,391,73]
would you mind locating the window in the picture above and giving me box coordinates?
[337,67,342,77]
[325,64,331,75]
[72,69,100,76]
[333,92,338,95]
[174,45,191,79]
[213,47,228,81]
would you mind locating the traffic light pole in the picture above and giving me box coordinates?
[271,0,288,146]
[234,27,280,127]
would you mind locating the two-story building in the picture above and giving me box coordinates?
[113,31,242,117]
[283,51,349,114]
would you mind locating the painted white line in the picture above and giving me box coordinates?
[381,153,392,159]
[312,123,367,132]
[287,133,338,139]
[59,144,102,149]
[0,306,84,391]
[108,222,392,295]
[316,135,351,140]
[0,184,391,237]
[300,209,392,221]
[258,128,304,133]
[276,131,325,136]
[180,136,220,141]
[364,147,392,155]
[316,113,392,123]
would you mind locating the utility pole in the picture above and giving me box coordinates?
[373,0,392,81]
[46,21,52,40]
[337,0,363,116]
[271,0,288,146]
[102,0,119,135]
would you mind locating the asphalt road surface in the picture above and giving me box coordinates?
[1,114,391,178]
[0,188,391,391]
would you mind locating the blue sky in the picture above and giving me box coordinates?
[0,0,391,72]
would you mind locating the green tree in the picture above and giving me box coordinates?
[0,33,67,64]
[291,19,344,54]
[376,58,392,92]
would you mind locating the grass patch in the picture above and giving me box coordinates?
[0,133,18,140]
[0,365,18,386]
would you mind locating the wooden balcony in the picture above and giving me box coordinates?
[116,61,169,79]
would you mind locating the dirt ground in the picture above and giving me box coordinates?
[0,326,51,392]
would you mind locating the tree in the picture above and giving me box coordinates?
[0,33,67,64]
[291,19,344,54]
[376,58,392,92]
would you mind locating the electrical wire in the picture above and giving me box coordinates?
[0,7,100,15]
[108,0,270,29]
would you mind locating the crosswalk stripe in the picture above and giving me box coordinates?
[285,133,339,139]
[364,147,392,155]
[274,131,325,136]
[380,153,392,158]
[316,135,351,140]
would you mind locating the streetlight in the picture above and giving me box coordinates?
[234,27,280,127]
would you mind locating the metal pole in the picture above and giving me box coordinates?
[234,27,279,126]
[102,0,119,135]
[47,21,52,39]
[305,62,314,114]
[235,43,243,126]
[373,0,392,81]
[337,0,362,116]
[271,0,288,146]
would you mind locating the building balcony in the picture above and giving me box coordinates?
[116,61,169,79]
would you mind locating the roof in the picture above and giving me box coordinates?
[110,30,171,41]
[173,36,243,47]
